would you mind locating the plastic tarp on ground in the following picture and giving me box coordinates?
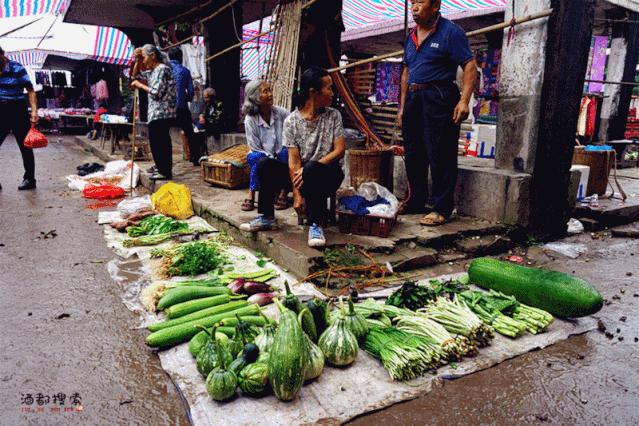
[99,215,596,425]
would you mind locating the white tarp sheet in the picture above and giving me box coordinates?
[100,217,597,425]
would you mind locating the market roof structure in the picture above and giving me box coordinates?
[241,0,507,80]
[0,0,134,66]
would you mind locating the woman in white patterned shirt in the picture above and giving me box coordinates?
[131,44,176,180]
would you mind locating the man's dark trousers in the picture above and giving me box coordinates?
[402,82,460,217]
[256,157,291,218]
[0,99,35,180]
[300,161,344,226]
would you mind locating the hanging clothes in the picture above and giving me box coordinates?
[577,96,598,138]
[375,62,402,103]
[181,44,206,84]
[95,79,109,101]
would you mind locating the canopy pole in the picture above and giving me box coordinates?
[205,0,321,63]
[404,0,409,39]
[328,8,554,73]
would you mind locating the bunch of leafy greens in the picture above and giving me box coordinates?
[386,278,469,311]
[127,214,189,237]
[323,244,363,267]
[151,240,227,276]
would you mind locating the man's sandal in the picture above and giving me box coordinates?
[420,212,447,226]
[241,199,255,211]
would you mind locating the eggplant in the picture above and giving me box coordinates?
[243,281,273,295]
[227,278,246,294]
[248,292,275,306]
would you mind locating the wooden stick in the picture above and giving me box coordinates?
[584,79,639,86]
[129,88,139,194]
[328,8,554,73]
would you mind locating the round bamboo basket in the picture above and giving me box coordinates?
[348,146,393,190]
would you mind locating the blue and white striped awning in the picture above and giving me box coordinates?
[1,0,133,66]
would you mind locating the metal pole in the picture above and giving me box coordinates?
[404,0,409,39]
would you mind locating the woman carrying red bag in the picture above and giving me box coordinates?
[0,45,38,191]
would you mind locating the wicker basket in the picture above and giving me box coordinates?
[337,210,397,238]
[201,144,250,189]
[572,146,615,195]
[348,146,393,190]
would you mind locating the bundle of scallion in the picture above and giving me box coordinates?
[460,290,553,336]
[362,327,442,380]
[122,228,210,247]
[395,314,465,361]
[511,304,554,334]
[353,298,409,319]
[419,297,494,347]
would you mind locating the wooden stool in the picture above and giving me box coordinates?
[297,194,337,227]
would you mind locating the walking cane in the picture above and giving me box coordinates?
[129,87,139,195]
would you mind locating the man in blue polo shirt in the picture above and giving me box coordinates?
[0,46,39,190]
[397,0,477,225]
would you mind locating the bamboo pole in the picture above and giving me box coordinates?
[205,0,321,63]
[129,88,139,194]
[328,8,554,73]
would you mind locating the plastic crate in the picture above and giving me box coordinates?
[336,210,397,238]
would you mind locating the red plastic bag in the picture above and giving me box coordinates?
[82,184,125,199]
[23,124,48,149]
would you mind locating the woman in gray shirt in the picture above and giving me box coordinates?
[239,80,291,231]
[285,67,345,248]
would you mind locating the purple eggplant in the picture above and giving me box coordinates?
[242,281,273,295]
[227,278,246,294]
[247,292,276,306]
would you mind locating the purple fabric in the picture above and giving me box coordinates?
[375,63,402,102]
[588,36,608,93]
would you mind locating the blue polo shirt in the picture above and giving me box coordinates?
[403,16,473,84]
[0,60,33,101]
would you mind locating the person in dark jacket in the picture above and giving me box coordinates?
[168,48,197,165]
[0,45,39,190]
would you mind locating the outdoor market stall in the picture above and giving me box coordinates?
[91,185,601,425]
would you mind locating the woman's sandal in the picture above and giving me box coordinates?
[420,212,447,226]
[274,194,288,210]
[241,199,255,211]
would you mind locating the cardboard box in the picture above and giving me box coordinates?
[476,124,496,158]
[570,164,590,201]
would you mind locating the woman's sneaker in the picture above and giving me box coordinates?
[240,216,278,232]
[308,224,326,247]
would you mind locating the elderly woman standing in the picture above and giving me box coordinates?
[239,80,290,231]
[131,44,176,180]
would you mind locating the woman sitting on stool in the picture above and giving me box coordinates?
[284,67,345,248]
[239,80,291,230]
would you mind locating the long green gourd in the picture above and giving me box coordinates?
[468,257,603,318]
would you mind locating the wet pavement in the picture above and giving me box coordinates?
[353,234,639,425]
[0,136,189,425]
[1,135,638,425]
